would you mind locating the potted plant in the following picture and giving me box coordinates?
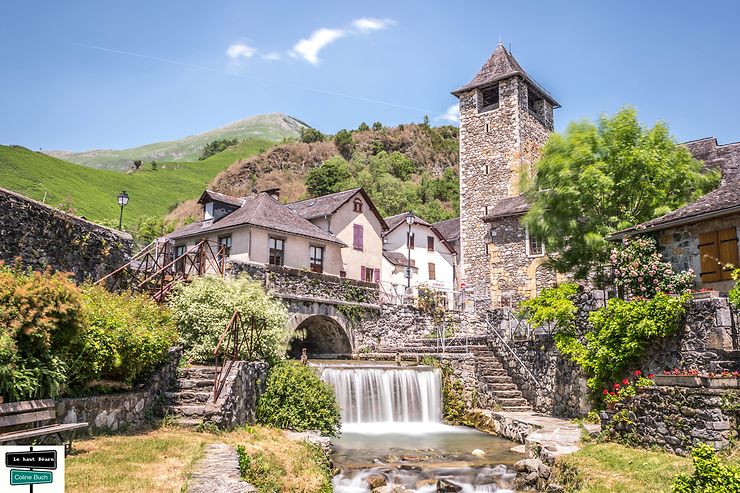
[603,390,620,411]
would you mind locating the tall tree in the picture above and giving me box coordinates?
[521,107,718,279]
[305,157,352,197]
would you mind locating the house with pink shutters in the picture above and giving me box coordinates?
[288,188,388,282]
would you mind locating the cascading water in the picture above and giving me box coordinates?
[318,365,442,426]
[317,362,519,493]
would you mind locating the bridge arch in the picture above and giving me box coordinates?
[287,313,352,358]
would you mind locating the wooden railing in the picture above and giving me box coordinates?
[95,239,226,302]
[212,311,265,402]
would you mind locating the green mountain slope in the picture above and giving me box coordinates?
[0,138,270,227]
[46,113,306,171]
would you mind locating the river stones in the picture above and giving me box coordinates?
[436,479,463,492]
[514,458,543,473]
[366,473,387,488]
[471,448,485,456]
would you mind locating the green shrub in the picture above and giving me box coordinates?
[518,282,579,333]
[0,264,83,401]
[168,275,290,365]
[556,292,689,391]
[65,284,177,393]
[672,444,740,493]
[729,269,740,310]
[256,361,341,436]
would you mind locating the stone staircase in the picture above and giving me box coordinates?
[166,365,218,426]
[474,349,532,412]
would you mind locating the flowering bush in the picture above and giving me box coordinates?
[729,269,740,309]
[602,370,654,405]
[610,236,694,297]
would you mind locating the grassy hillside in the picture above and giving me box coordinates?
[47,113,306,171]
[0,138,270,228]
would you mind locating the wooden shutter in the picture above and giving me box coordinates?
[427,236,435,251]
[428,262,436,280]
[360,266,366,280]
[373,268,380,283]
[718,227,739,280]
[699,231,721,283]
[353,224,364,250]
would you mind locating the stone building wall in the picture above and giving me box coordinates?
[605,383,738,455]
[56,347,181,434]
[457,75,553,306]
[684,137,740,182]
[229,261,379,305]
[210,361,269,429]
[0,187,133,283]
[656,215,740,294]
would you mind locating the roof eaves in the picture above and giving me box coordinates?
[608,204,740,241]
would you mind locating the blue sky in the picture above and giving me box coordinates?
[2,0,739,151]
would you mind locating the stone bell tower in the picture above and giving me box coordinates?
[453,43,559,305]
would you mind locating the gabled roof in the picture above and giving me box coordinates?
[483,195,530,221]
[168,192,346,246]
[197,190,244,207]
[432,217,460,242]
[287,188,388,230]
[383,251,416,268]
[611,178,740,239]
[383,212,457,255]
[452,43,559,107]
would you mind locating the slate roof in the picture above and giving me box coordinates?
[383,212,457,255]
[197,190,244,207]
[168,192,346,246]
[287,188,388,229]
[383,251,416,268]
[432,217,460,242]
[452,44,559,107]
[483,195,531,221]
[611,178,740,238]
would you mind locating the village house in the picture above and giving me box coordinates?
[286,188,387,282]
[167,189,346,276]
[381,212,457,304]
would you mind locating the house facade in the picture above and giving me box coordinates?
[453,43,560,307]
[381,212,456,304]
[167,190,346,276]
[287,188,387,282]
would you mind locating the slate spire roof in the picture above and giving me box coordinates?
[452,43,559,107]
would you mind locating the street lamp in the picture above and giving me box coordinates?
[117,191,129,230]
[405,211,415,290]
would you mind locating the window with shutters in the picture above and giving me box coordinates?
[309,245,324,273]
[363,266,375,283]
[353,224,364,250]
[427,236,435,252]
[699,227,739,282]
[268,236,285,266]
[428,262,436,280]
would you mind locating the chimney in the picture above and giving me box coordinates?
[261,188,281,200]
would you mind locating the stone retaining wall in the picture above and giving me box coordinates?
[210,361,269,429]
[229,261,379,305]
[56,347,181,434]
[0,187,133,283]
[604,383,739,455]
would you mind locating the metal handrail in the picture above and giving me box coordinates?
[485,315,541,387]
[94,240,157,285]
[212,311,265,402]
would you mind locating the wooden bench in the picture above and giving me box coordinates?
[0,399,88,455]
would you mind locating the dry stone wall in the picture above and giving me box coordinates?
[0,188,133,282]
[210,361,269,429]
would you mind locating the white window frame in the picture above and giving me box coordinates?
[525,227,545,258]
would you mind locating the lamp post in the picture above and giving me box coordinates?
[405,211,415,290]
[117,191,129,230]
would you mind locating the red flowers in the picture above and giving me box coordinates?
[603,389,609,395]
[648,373,654,379]
[634,370,642,377]
[614,383,621,390]
[622,378,629,385]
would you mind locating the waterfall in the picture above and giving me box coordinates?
[318,365,442,425]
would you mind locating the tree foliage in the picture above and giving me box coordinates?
[299,127,324,144]
[333,129,354,160]
[672,444,740,493]
[199,138,239,161]
[305,156,352,197]
[518,283,579,334]
[357,122,370,132]
[522,107,719,278]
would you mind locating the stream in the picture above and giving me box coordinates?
[317,362,521,493]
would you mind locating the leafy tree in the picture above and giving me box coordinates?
[299,127,324,144]
[422,115,430,126]
[134,216,175,245]
[150,160,158,171]
[199,138,239,160]
[305,157,351,197]
[357,122,370,132]
[372,121,383,131]
[522,107,718,279]
[334,129,354,160]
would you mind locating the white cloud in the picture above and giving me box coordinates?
[290,28,345,65]
[352,18,396,33]
[436,104,460,123]
[261,52,281,61]
[226,42,256,60]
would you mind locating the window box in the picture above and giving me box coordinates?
[692,289,720,300]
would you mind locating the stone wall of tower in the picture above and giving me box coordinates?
[458,75,554,304]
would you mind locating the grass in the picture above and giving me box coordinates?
[65,425,331,493]
[0,139,271,227]
[554,442,740,493]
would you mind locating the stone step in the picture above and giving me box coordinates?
[490,389,523,399]
[475,362,505,371]
[169,405,216,418]
[173,378,215,390]
[499,405,532,412]
[480,369,511,378]
[170,417,203,427]
[177,366,217,379]
[166,390,214,405]
[488,383,519,391]
[495,397,530,407]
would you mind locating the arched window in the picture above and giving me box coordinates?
[353,198,363,213]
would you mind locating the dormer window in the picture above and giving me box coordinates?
[353,198,363,213]
[479,83,499,112]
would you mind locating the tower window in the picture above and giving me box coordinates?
[527,85,544,122]
[479,84,499,112]
[525,227,545,257]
